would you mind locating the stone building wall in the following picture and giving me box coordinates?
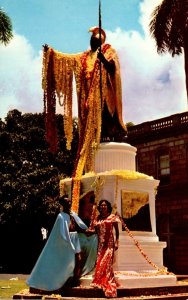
[127,112,188,274]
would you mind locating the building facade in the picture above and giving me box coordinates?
[127,111,188,274]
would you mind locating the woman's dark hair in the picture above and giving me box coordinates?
[59,194,70,206]
[97,199,112,213]
[90,194,95,204]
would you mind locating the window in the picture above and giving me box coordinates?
[157,153,170,185]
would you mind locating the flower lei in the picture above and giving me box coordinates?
[70,45,113,213]
[71,67,102,212]
[70,48,111,212]
[42,49,58,154]
[42,48,76,152]
[117,212,173,275]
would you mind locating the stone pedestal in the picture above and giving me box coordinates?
[94,142,137,172]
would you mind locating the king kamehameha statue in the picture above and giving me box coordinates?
[42,24,127,213]
[42,26,126,152]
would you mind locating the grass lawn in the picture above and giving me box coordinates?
[0,279,28,299]
[0,279,61,299]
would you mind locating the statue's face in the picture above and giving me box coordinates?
[90,36,101,51]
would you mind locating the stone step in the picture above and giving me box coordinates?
[13,292,188,300]
[82,272,177,288]
[13,283,188,299]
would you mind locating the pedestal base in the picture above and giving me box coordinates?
[81,230,176,289]
[81,271,177,288]
[115,231,166,271]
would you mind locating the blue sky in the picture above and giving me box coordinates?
[1,0,142,53]
[0,0,187,124]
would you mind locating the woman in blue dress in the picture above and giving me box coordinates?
[27,195,97,292]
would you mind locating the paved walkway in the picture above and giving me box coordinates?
[0,274,29,280]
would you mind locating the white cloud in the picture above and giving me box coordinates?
[0,34,43,120]
[139,0,163,37]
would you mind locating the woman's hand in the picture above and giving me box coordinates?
[85,229,95,236]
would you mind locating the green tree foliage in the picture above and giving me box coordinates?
[126,122,135,127]
[0,109,78,272]
[149,0,188,101]
[0,8,13,45]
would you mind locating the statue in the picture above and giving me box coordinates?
[42,26,127,153]
[42,26,127,211]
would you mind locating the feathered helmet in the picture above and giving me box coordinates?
[89,26,106,44]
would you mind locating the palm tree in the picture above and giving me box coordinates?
[0,7,13,45]
[149,0,188,102]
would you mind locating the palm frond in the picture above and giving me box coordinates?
[149,0,187,56]
[0,7,13,45]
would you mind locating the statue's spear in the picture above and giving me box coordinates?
[99,0,103,108]
[99,0,102,49]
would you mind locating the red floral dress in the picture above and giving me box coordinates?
[91,214,120,297]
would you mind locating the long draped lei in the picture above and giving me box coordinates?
[91,214,120,298]
[42,44,125,213]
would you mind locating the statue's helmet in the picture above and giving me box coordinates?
[89,26,106,44]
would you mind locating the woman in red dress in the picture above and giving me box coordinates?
[91,199,121,297]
